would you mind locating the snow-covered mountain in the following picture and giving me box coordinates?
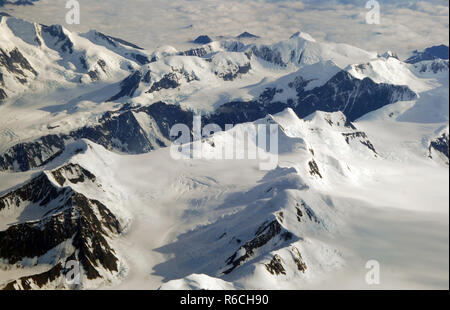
[0,16,448,290]
[0,15,148,103]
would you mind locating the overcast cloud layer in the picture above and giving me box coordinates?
[1,0,449,58]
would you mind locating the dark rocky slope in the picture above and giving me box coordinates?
[0,164,122,290]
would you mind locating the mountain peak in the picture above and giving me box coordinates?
[237,31,260,39]
[192,35,212,44]
[305,110,349,127]
[289,31,316,42]
[424,44,449,60]
[380,50,399,60]
[405,44,449,64]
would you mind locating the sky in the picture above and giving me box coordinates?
[1,0,449,59]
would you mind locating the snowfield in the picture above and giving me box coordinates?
[0,15,448,290]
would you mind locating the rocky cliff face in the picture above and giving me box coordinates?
[292,71,417,121]
[0,163,122,290]
[429,128,449,164]
[0,101,193,171]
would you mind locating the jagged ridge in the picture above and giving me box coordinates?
[0,163,122,290]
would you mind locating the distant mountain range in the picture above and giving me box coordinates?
[0,0,39,7]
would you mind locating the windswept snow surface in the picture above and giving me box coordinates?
[112,110,448,290]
